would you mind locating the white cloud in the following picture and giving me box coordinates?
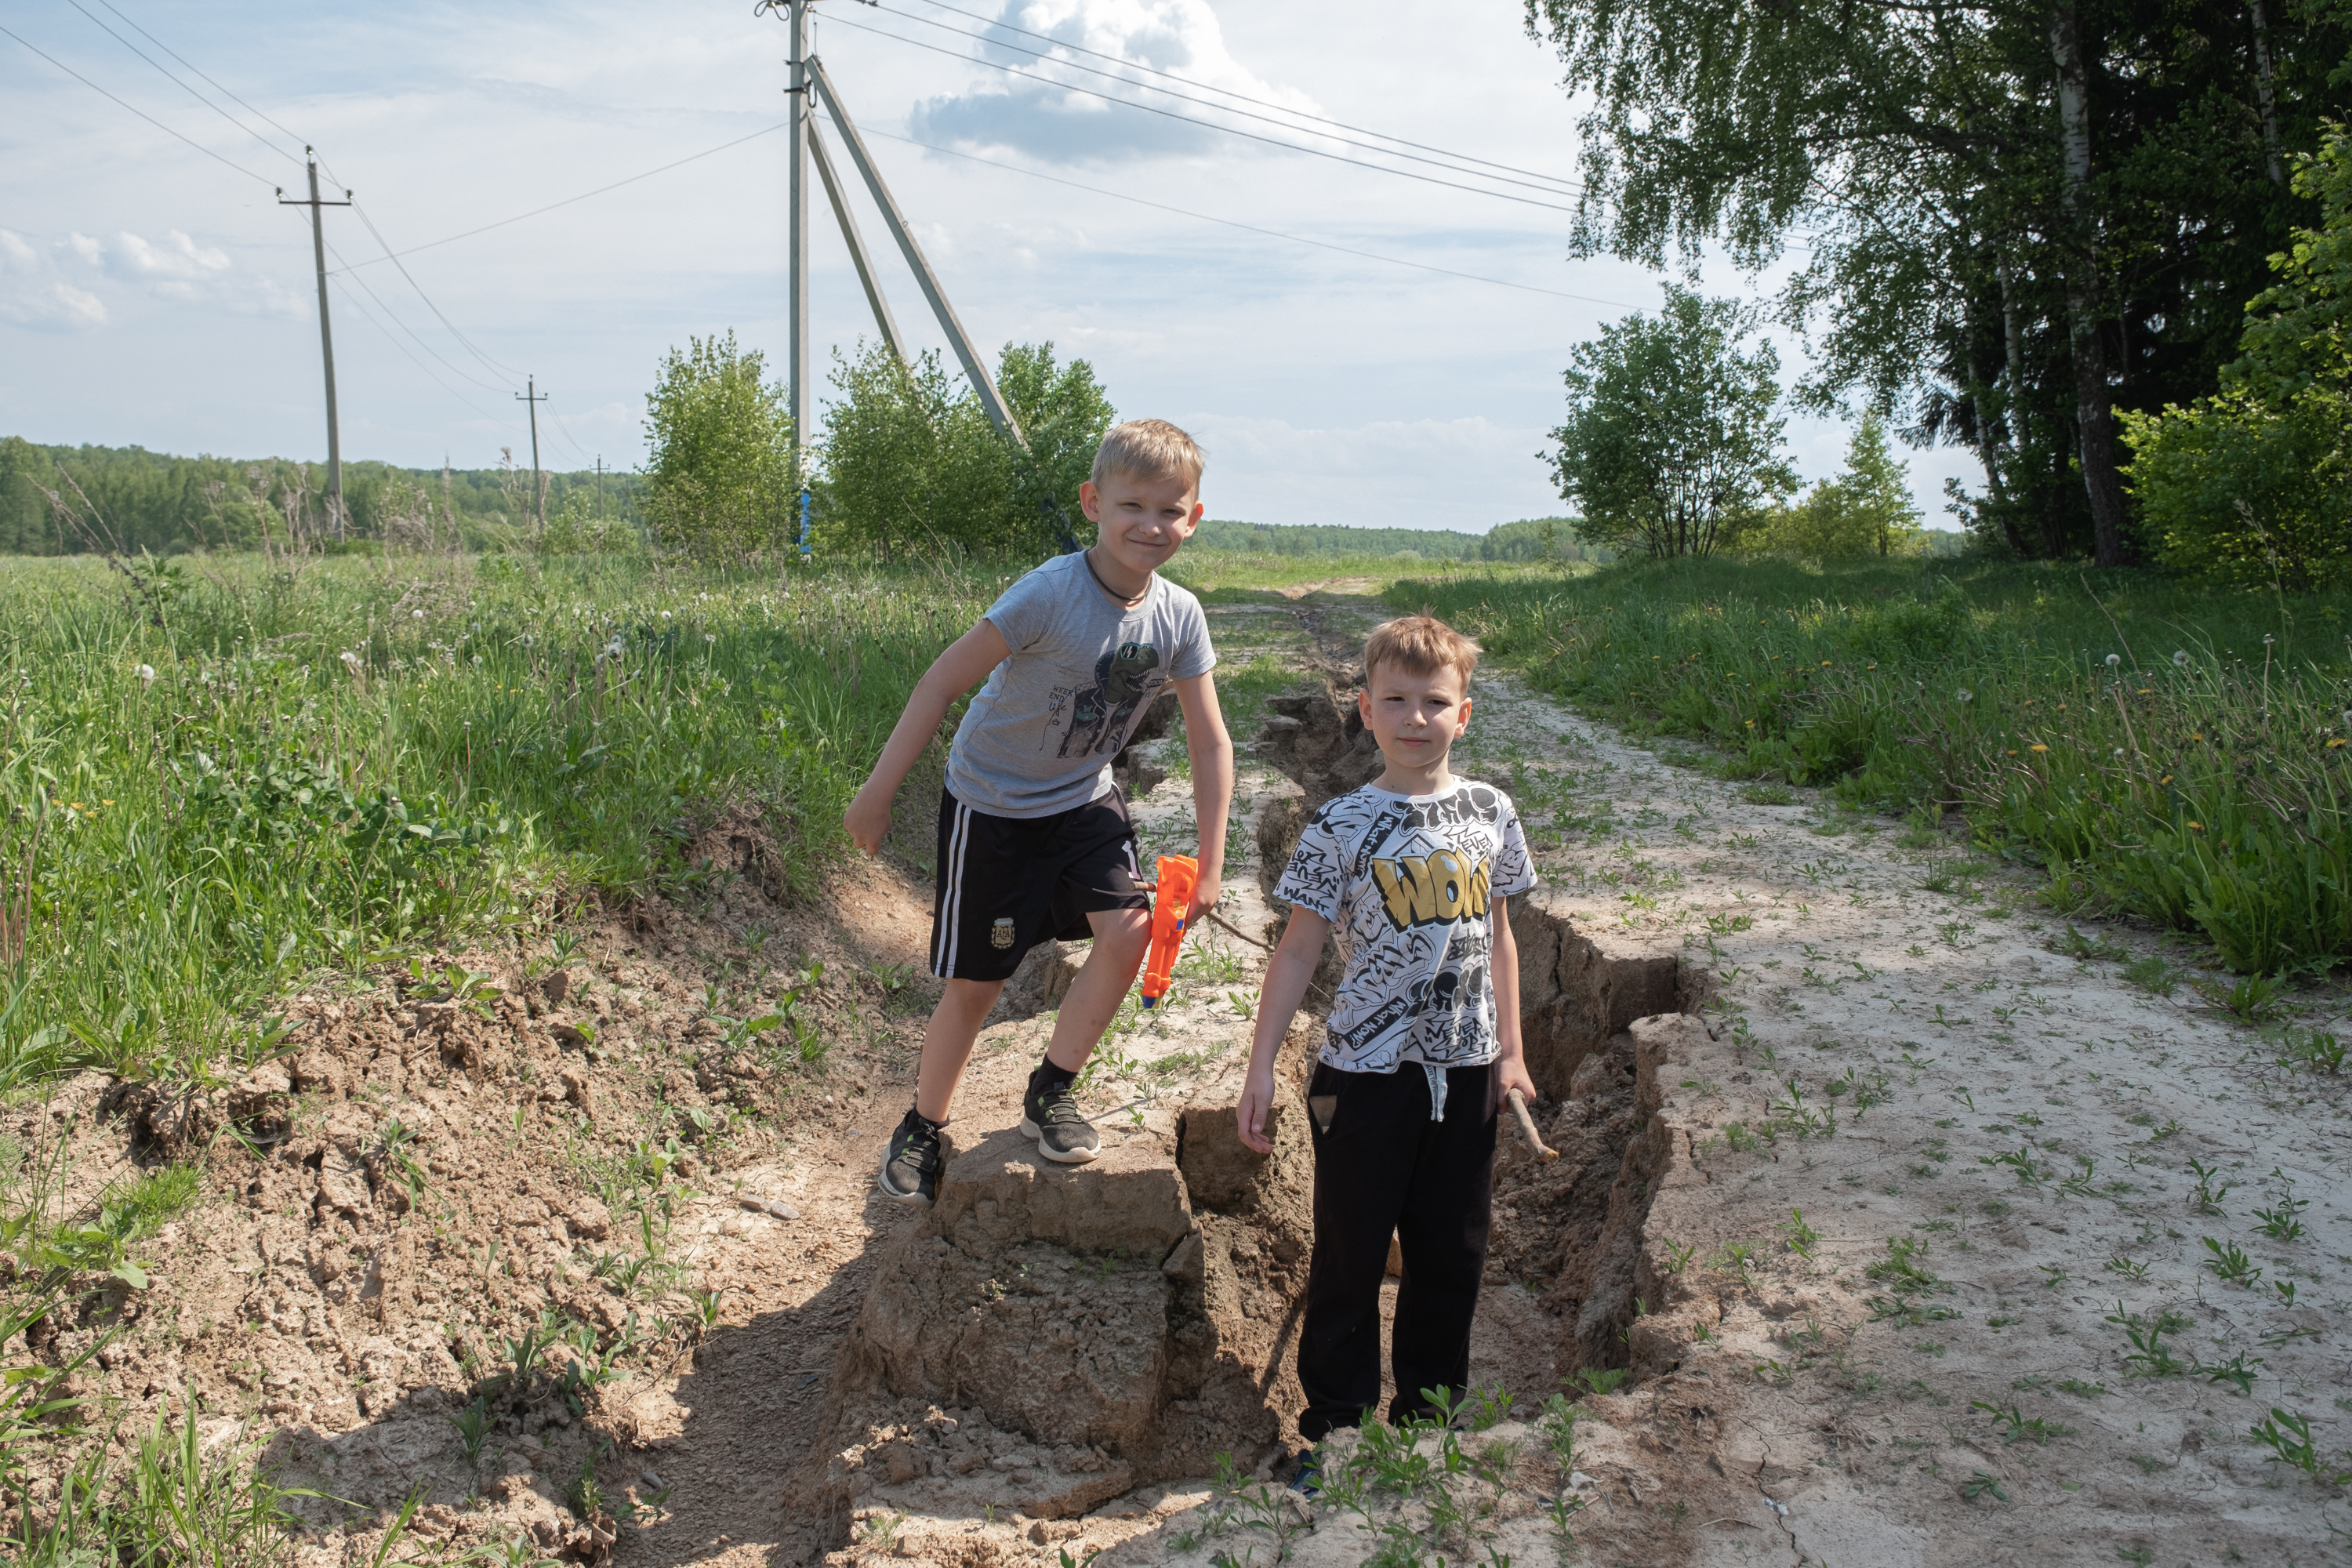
[909,0,1325,163]
[0,229,109,332]
[111,230,233,300]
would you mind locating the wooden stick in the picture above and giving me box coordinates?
[1506,1088,1559,1163]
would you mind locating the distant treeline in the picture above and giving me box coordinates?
[0,438,644,556]
[1191,517,1610,562]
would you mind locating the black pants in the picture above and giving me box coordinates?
[1297,1059,1497,1439]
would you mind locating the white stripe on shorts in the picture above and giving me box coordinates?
[935,802,972,978]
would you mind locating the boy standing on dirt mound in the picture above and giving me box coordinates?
[1236,615,1537,1441]
[844,419,1233,1204]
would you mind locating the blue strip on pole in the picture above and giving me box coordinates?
[799,489,813,557]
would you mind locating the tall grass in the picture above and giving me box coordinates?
[1402,556,2352,975]
[0,553,996,1088]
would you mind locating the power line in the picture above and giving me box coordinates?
[326,267,515,429]
[893,0,1588,196]
[330,119,793,273]
[63,0,303,170]
[350,201,525,381]
[320,230,514,395]
[855,124,1640,309]
[0,21,273,184]
[866,1,1588,202]
[821,14,1588,218]
[89,0,310,155]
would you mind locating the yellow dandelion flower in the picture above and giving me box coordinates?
[2029,744,2049,753]
[2187,822,2204,832]
[2332,739,2350,749]
[2005,749,2018,756]
[1820,660,1831,667]
[2190,732,2205,741]
[2160,775,2173,785]
[101,799,114,805]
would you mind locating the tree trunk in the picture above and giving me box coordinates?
[2249,0,2286,187]
[2049,2,2130,568]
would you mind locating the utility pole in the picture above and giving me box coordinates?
[278,150,352,540]
[787,0,811,495]
[516,378,547,532]
[594,456,604,519]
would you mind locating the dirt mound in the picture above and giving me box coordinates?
[3,851,941,1566]
[797,1057,1316,1538]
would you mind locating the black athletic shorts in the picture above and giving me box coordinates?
[930,787,1150,982]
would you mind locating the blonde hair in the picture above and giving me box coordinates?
[1363,614,1482,688]
[1090,418,1206,491]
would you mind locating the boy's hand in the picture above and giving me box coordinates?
[1490,1054,1539,1118]
[844,783,895,856]
[1187,873,1221,931]
[1236,1065,1277,1155]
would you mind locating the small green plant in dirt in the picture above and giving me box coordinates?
[2192,971,2294,1022]
[1970,1400,2071,1446]
[2254,1175,2309,1241]
[1570,1367,1627,1398]
[1960,1469,2009,1502]
[2197,1350,2264,1396]
[446,1394,495,1467]
[1780,1208,1820,1260]
[2107,1302,2192,1377]
[2250,1407,2352,1484]
[1866,1236,1940,1293]
[2277,1029,2347,1074]
[2187,1158,2234,1214]
[2202,1237,2262,1287]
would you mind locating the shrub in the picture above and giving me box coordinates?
[642,332,796,558]
[815,339,1112,561]
[2122,122,2352,588]
[2121,387,2351,589]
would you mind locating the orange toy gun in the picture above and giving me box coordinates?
[1138,855,1199,1009]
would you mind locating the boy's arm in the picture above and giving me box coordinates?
[1171,672,1234,923]
[844,618,1013,855]
[1489,893,1538,1113]
[1236,907,1330,1154]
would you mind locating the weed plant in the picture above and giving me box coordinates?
[1399,556,2352,974]
[0,553,993,1087]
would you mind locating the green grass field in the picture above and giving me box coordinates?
[1400,555,2352,976]
[0,552,994,1091]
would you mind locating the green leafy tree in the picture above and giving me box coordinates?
[815,339,1112,559]
[1523,0,2352,566]
[641,332,795,557]
[1770,414,1924,557]
[2122,122,2352,588]
[1549,288,1796,558]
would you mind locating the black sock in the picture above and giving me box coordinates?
[1030,1057,1077,1092]
[907,1104,949,1131]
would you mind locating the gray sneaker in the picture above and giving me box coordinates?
[1021,1073,1101,1164]
[877,1108,945,1203]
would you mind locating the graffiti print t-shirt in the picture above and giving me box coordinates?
[1274,779,1537,1073]
[946,552,1215,819]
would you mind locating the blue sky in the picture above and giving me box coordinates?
[0,0,1981,532]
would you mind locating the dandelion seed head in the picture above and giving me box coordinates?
[2173,650,2190,667]
[134,663,156,684]
[2106,654,2122,669]
[1957,690,1973,702]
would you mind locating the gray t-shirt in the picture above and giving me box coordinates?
[946,553,1215,818]
[1273,779,1537,1073]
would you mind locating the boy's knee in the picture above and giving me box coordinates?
[1089,906,1151,959]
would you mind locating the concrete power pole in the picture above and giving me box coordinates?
[278,151,352,540]
[516,378,548,532]
[786,0,811,497]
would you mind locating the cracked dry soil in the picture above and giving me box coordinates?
[9,590,2350,1568]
